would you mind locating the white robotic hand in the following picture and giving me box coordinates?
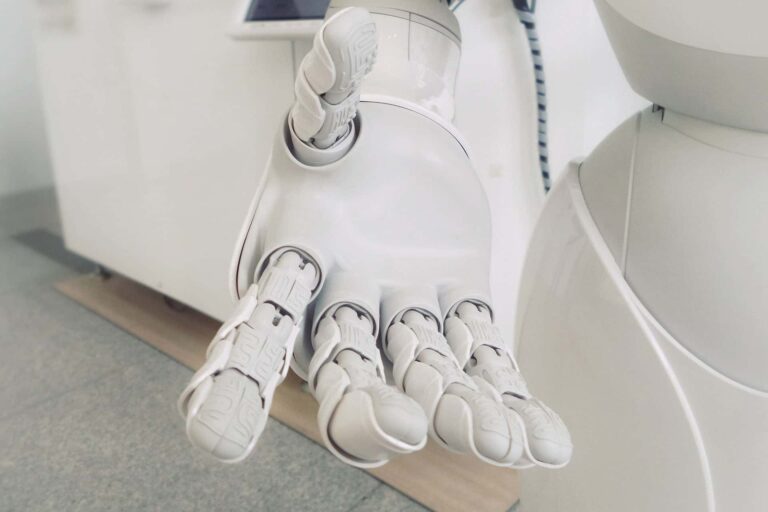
[178,5,571,470]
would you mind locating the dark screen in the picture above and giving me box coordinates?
[245,0,331,21]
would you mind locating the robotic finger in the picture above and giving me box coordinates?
[445,301,573,468]
[178,250,319,462]
[290,6,378,165]
[307,274,428,468]
[385,305,524,467]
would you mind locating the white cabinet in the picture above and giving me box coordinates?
[34,0,296,319]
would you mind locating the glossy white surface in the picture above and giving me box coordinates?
[596,0,768,132]
[604,0,768,57]
[581,107,768,392]
[517,152,768,511]
[516,166,711,511]
[356,10,461,122]
[235,102,492,333]
[641,304,768,512]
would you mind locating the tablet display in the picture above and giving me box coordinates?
[245,0,331,21]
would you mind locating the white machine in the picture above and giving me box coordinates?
[178,2,573,470]
[517,1,768,510]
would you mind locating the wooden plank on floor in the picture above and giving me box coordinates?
[55,274,519,512]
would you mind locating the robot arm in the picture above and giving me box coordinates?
[178,4,571,470]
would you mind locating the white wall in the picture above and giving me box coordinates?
[538,0,649,170]
[454,0,648,338]
[0,0,54,196]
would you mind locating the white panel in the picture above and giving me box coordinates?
[516,167,711,512]
[625,109,768,391]
[645,308,768,511]
[35,0,296,320]
[605,0,768,57]
[0,0,54,195]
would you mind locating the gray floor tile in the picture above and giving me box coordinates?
[0,354,380,512]
[0,283,163,418]
[0,237,76,294]
[348,484,427,512]
[0,230,407,511]
[12,229,94,275]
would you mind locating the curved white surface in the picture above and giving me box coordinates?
[516,163,768,511]
[516,165,711,511]
[579,107,768,392]
[604,0,768,58]
[356,9,460,122]
[595,0,768,132]
[637,301,768,512]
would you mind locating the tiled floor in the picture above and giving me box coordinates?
[0,202,426,511]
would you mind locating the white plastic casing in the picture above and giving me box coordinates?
[516,108,768,511]
[596,0,768,132]
[580,108,768,392]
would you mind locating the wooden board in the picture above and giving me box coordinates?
[55,274,519,512]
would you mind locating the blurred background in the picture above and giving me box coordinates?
[0,0,58,235]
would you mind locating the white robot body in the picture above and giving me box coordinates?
[595,0,768,132]
[518,0,768,508]
[582,109,768,391]
[517,108,768,510]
